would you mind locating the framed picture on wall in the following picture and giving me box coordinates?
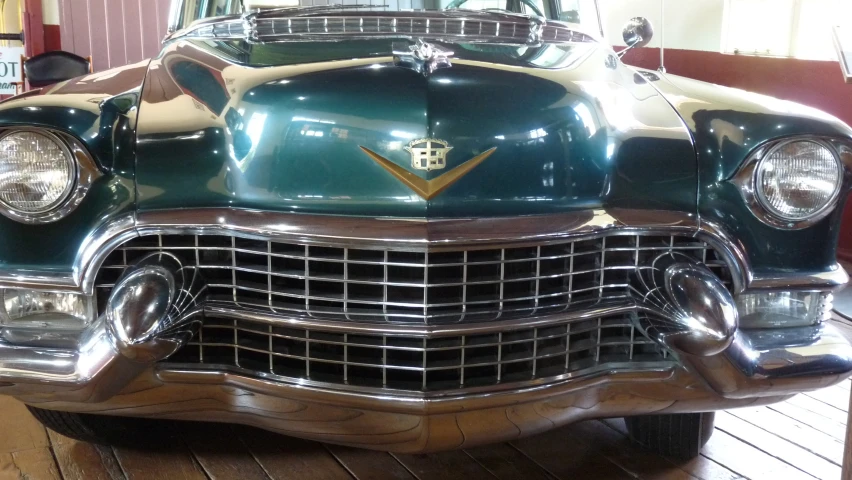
[833,26,852,84]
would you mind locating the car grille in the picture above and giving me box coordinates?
[187,14,595,45]
[164,312,671,392]
[94,233,732,325]
[94,231,731,392]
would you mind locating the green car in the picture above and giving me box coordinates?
[0,0,849,460]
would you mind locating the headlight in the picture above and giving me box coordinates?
[736,291,831,329]
[0,130,76,215]
[753,140,843,226]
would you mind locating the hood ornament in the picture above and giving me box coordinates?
[393,39,454,75]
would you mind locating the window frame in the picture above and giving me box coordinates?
[722,0,798,57]
[723,0,840,60]
[168,0,246,34]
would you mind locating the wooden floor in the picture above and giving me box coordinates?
[2,321,851,479]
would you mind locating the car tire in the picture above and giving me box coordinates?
[624,412,715,460]
[27,406,159,446]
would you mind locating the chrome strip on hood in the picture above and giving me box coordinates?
[168,8,597,46]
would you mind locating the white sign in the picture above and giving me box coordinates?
[0,47,24,94]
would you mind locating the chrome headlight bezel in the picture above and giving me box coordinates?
[734,137,848,230]
[0,128,101,224]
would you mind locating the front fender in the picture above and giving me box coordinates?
[0,61,148,276]
[648,70,852,278]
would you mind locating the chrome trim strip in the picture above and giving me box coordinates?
[159,361,675,400]
[693,218,748,293]
[0,271,79,293]
[77,212,140,293]
[748,265,849,292]
[202,301,638,337]
[135,207,698,249]
[0,207,840,296]
[161,367,683,416]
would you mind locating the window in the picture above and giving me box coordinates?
[558,0,601,35]
[173,0,243,31]
[795,0,846,60]
[723,0,795,57]
[724,0,850,60]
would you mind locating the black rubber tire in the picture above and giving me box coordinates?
[27,406,165,446]
[624,412,715,460]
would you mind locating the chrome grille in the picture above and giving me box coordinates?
[165,313,671,392]
[91,235,730,325]
[94,233,731,325]
[184,13,595,45]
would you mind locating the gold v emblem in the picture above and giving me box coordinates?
[359,146,497,200]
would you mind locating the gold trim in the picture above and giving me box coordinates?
[360,146,497,200]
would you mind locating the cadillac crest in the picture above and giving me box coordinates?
[0,0,850,459]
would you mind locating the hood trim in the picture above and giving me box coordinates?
[359,146,497,200]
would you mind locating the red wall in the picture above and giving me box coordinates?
[623,48,852,260]
[57,0,172,72]
[44,24,61,52]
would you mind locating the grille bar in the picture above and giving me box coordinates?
[95,233,731,325]
[98,265,646,289]
[165,313,671,392]
[101,244,721,267]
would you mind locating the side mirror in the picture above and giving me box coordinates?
[622,17,655,51]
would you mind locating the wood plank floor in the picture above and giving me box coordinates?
[2,319,851,480]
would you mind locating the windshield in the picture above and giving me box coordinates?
[169,0,602,33]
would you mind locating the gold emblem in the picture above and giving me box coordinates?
[405,138,452,171]
[359,143,497,201]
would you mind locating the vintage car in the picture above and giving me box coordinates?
[0,0,850,460]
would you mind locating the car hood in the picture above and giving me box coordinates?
[135,38,697,217]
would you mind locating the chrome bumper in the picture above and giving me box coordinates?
[1,315,850,452]
[2,245,852,452]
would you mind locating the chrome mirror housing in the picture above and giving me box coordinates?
[620,17,654,57]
